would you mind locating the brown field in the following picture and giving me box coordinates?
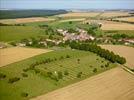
[100,11,131,18]
[100,45,134,68]
[31,67,134,100]
[56,12,100,18]
[0,47,52,67]
[114,17,134,22]
[0,17,55,24]
[84,20,134,30]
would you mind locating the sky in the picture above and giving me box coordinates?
[0,0,134,10]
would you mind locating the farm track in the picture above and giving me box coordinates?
[31,67,134,100]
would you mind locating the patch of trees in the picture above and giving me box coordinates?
[0,10,68,19]
[112,34,134,39]
[69,42,126,64]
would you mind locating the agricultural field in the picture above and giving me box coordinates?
[0,49,116,100]
[56,12,100,18]
[0,17,55,24]
[0,47,52,67]
[100,11,131,18]
[84,20,134,30]
[100,45,134,68]
[114,17,134,23]
[32,67,134,100]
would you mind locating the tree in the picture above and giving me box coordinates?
[64,70,69,75]
[93,68,97,73]
[77,72,82,78]
[57,71,63,79]
[77,59,80,64]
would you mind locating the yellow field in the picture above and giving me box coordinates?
[100,45,134,68]
[56,12,100,18]
[114,17,134,22]
[100,12,131,17]
[32,67,134,100]
[59,18,86,22]
[0,47,52,67]
[0,17,55,24]
[84,20,134,30]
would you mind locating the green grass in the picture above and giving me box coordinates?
[0,26,47,42]
[0,49,116,100]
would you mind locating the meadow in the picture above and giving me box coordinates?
[0,49,116,100]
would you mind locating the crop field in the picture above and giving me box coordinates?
[0,17,55,24]
[0,47,52,67]
[32,67,134,100]
[100,11,131,18]
[56,12,100,18]
[114,17,134,22]
[59,18,86,22]
[0,49,116,100]
[100,45,134,68]
[84,20,134,30]
[0,26,47,42]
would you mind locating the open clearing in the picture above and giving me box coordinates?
[84,20,134,30]
[0,49,116,100]
[0,17,55,24]
[56,12,100,18]
[100,11,131,18]
[0,47,52,67]
[114,17,134,23]
[100,45,134,68]
[32,67,134,100]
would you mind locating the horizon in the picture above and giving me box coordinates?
[0,0,134,10]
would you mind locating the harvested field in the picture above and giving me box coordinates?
[84,20,134,30]
[114,17,134,22]
[100,45,134,68]
[56,12,100,17]
[100,12,131,18]
[0,47,52,67]
[0,17,55,24]
[32,67,134,100]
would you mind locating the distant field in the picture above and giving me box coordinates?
[0,49,116,100]
[0,26,47,42]
[100,11,131,18]
[114,17,134,22]
[56,12,100,18]
[84,20,134,30]
[32,67,134,100]
[100,45,134,68]
[59,18,86,22]
[0,47,52,67]
[0,17,55,24]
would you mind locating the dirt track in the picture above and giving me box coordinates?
[100,45,134,68]
[0,47,52,67]
[31,67,134,100]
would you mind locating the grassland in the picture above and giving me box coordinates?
[0,49,116,100]
[100,45,134,68]
[114,17,134,23]
[32,67,134,100]
[0,47,52,67]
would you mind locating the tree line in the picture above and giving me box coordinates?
[69,41,126,64]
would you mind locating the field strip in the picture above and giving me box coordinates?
[0,47,52,67]
[100,45,134,69]
[31,67,134,100]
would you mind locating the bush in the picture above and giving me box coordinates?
[64,70,69,75]
[77,72,82,78]
[8,77,20,83]
[66,55,70,58]
[101,65,104,68]
[93,68,97,73]
[21,73,28,77]
[0,73,6,79]
[21,92,28,97]
[57,71,63,79]
[47,72,52,77]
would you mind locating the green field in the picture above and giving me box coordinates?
[0,49,116,100]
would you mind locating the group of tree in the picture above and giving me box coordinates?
[69,41,126,64]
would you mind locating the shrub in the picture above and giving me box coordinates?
[21,73,28,77]
[0,73,6,79]
[93,68,97,73]
[21,92,28,97]
[77,72,82,78]
[47,72,52,77]
[64,70,69,76]
[101,65,104,68]
[57,71,63,79]
[8,77,20,83]
[66,55,70,58]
